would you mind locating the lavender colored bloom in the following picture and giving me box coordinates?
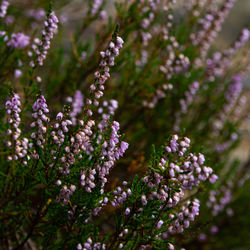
[234,29,250,49]
[225,75,242,102]
[85,36,124,120]
[31,11,59,67]
[57,184,76,205]
[32,95,48,112]
[198,233,207,242]
[209,174,218,184]
[119,141,129,155]
[30,96,50,151]
[208,185,232,216]
[0,0,9,18]
[170,138,178,152]
[69,90,84,125]
[4,15,14,25]
[226,208,234,216]
[27,8,46,21]
[168,243,175,250]
[157,220,164,228]
[91,0,103,16]
[99,10,107,20]
[5,93,29,164]
[0,30,6,37]
[125,207,130,215]
[167,199,200,235]
[191,0,236,60]
[14,69,22,78]
[76,243,82,250]
[7,33,30,49]
[210,225,219,234]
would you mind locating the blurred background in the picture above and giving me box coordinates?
[217,0,250,162]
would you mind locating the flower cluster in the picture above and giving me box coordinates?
[77,238,106,250]
[30,11,59,67]
[167,199,200,235]
[174,81,200,131]
[109,183,132,208]
[213,75,243,135]
[30,96,50,151]
[180,82,200,114]
[86,36,124,115]
[215,132,238,153]
[206,29,250,81]
[27,8,46,21]
[57,184,76,205]
[88,121,129,192]
[87,134,217,249]
[143,33,190,108]
[207,184,232,216]
[51,112,72,147]
[0,30,8,41]
[7,33,30,49]
[135,0,160,67]
[5,93,29,165]
[192,0,236,61]
[0,0,9,18]
[68,90,84,126]
[142,135,217,210]
[90,0,104,16]
[80,35,124,149]
[160,36,190,80]
[57,119,94,176]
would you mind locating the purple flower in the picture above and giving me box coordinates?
[76,243,82,250]
[14,69,22,78]
[69,90,84,125]
[99,10,107,20]
[198,233,207,242]
[0,1,9,18]
[157,220,164,228]
[31,11,59,67]
[91,0,103,16]
[27,8,46,21]
[210,225,219,234]
[120,141,129,154]
[125,207,130,215]
[7,33,30,49]
[209,174,218,184]
[32,95,48,112]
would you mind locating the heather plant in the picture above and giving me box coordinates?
[0,1,250,249]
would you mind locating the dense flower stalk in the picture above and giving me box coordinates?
[207,183,233,216]
[75,35,125,161]
[30,96,50,156]
[5,94,29,165]
[213,75,243,135]
[192,0,236,61]
[30,11,59,67]
[85,35,124,116]
[68,90,84,126]
[166,199,200,235]
[143,33,190,108]
[174,81,200,131]
[206,29,250,80]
